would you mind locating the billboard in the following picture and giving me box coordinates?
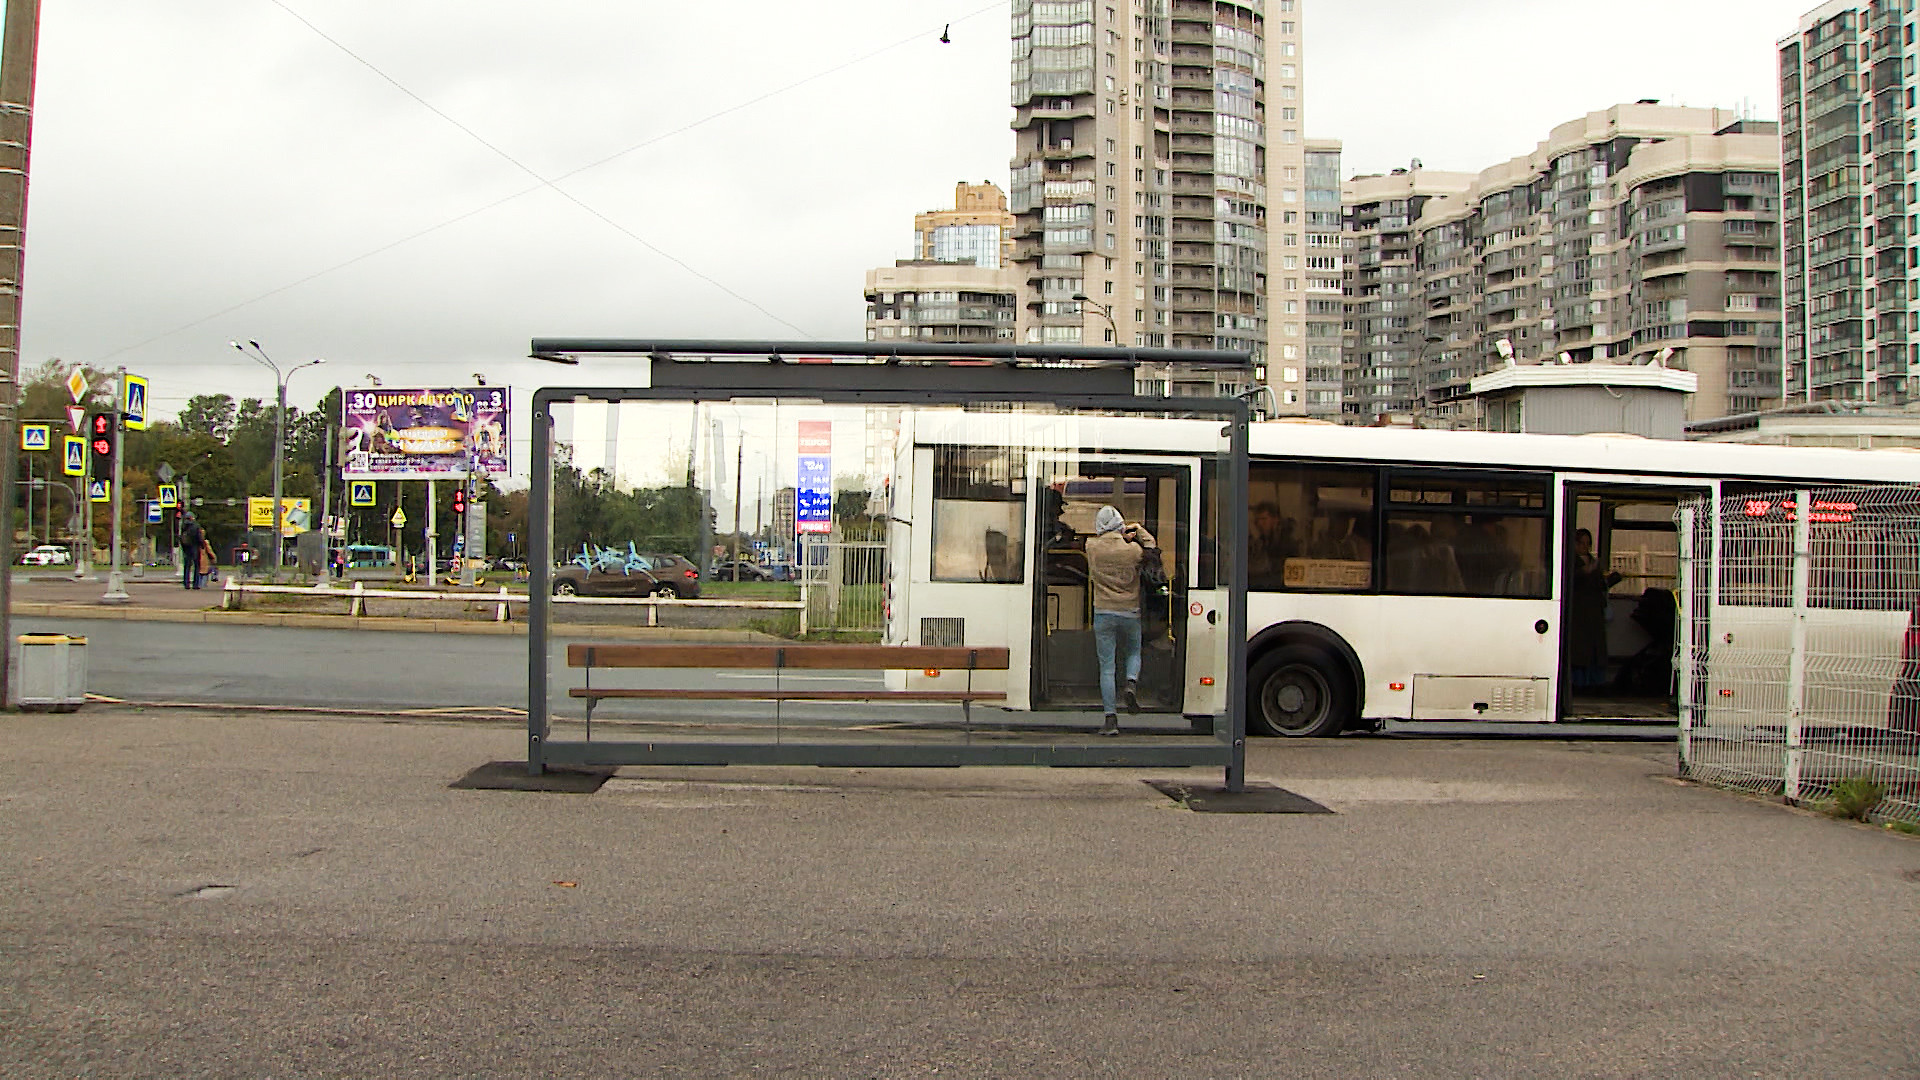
[340,387,509,480]
[795,420,831,535]
[248,497,312,535]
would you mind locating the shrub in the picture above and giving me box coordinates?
[1827,777,1888,822]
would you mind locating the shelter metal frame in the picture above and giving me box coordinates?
[526,340,1251,790]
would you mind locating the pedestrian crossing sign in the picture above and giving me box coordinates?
[349,480,375,507]
[122,374,150,431]
[20,423,49,451]
[88,478,109,503]
[63,435,86,476]
[157,483,178,508]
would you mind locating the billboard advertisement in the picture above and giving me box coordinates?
[340,387,509,480]
[248,497,312,535]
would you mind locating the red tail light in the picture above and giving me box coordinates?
[684,569,698,579]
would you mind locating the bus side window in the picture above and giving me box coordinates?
[929,445,1025,584]
[1382,470,1550,598]
[1249,462,1375,592]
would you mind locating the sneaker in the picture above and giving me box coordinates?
[1123,680,1139,716]
[1100,714,1120,736]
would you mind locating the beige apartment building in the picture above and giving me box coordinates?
[865,182,1020,346]
[1342,167,1474,422]
[912,182,1016,269]
[1354,103,1783,426]
[1008,0,1311,408]
[864,261,1018,346]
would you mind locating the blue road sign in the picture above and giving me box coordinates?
[145,501,162,524]
[87,478,109,503]
[122,375,150,430]
[21,423,49,451]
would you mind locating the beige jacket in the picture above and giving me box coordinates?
[1085,524,1156,615]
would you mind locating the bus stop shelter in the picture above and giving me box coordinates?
[525,340,1252,790]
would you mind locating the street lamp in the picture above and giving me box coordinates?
[230,340,325,578]
[1070,293,1120,344]
[364,374,382,387]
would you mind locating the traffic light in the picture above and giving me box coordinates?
[451,486,466,516]
[87,412,118,481]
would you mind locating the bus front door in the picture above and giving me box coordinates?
[1031,459,1195,717]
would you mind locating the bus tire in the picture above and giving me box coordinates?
[1248,644,1352,738]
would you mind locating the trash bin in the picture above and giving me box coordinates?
[14,633,87,712]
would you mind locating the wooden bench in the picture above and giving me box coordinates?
[566,643,1011,732]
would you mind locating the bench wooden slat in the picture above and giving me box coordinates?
[570,688,1008,702]
[566,643,1010,671]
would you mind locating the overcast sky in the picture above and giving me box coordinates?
[19,0,1818,428]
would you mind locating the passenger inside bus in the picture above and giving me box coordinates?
[1567,528,1622,689]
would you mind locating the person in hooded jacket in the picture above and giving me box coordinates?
[1085,504,1156,735]
[178,512,205,590]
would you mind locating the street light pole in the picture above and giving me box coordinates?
[231,340,324,582]
[1071,292,1119,344]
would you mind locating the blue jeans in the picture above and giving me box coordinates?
[1092,611,1142,716]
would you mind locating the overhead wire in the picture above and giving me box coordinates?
[88,0,1009,364]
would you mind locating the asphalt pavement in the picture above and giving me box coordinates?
[0,707,1916,1077]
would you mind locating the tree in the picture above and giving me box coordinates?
[176,394,237,441]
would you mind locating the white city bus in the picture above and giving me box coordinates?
[883,409,1920,735]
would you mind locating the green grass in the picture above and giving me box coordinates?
[705,580,800,600]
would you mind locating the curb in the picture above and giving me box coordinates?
[8,602,784,642]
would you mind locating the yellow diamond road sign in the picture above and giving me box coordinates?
[66,369,88,403]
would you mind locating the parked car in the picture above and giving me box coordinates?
[551,552,702,599]
[710,559,773,582]
[18,545,72,566]
[491,556,528,573]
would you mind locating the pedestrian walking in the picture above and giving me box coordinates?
[178,512,204,590]
[1084,504,1156,736]
[196,535,216,590]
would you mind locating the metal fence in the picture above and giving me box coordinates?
[795,538,885,636]
[1677,484,1920,827]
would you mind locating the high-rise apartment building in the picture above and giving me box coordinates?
[1008,0,1311,406]
[1779,1,1915,407]
[1301,138,1344,418]
[1348,104,1782,426]
[913,182,1016,269]
[1341,168,1474,421]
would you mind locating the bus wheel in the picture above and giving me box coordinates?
[1249,645,1352,738]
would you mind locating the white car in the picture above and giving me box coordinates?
[19,545,72,566]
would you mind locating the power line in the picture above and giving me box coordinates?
[87,0,1008,365]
